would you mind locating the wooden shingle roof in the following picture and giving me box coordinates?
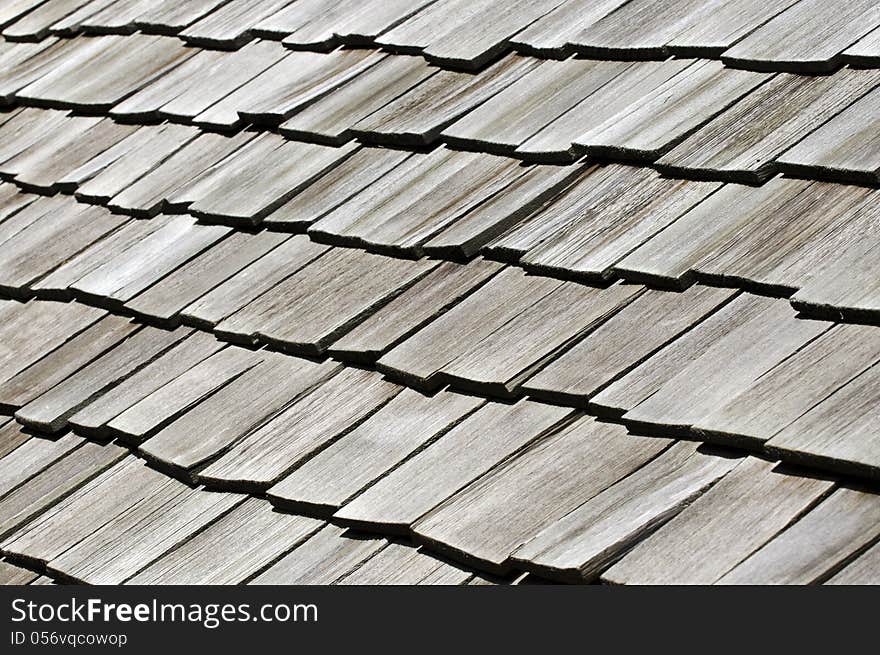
[1,0,880,586]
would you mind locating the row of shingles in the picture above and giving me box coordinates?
[8,33,880,189]
[1,0,440,54]
[0,275,764,574]
[512,0,880,74]
[3,20,876,584]
[482,160,880,316]
[8,0,877,77]
[266,43,880,188]
[0,76,600,269]
[515,450,880,585]
[366,252,880,485]
[0,439,486,585]
[0,118,492,361]
[0,0,229,40]
[7,373,879,586]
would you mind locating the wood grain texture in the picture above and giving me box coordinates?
[439,281,641,397]
[17,34,194,111]
[718,488,880,584]
[524,286,735,405]
[589,294,773,417]
[279,55,434,144]
[601,457,834,584]
[827,541,880,585]
[48,484,244,584]
[138,355,338,472]
[180,0,296,48]
[71,216,230,307]
[250,524,385,585]
[330,259,502,364]
[180,236,329,329]
[613,178,807,288]
[694,324,880,448]
[776,86,880,184]
[442,58,629,153]
[0,201,126,297]
[338,541,472,585]
[515,59,690,161]
[267,388,483,514]
[789,226,880,322]
[73,124,200,204]
[214,248,436,355]
[1,457,170,565]
[186,136,358,225]
[351,54,539,146]
[309,147,525,256]
[722,0,880,72]
[691,181,873,294]
[134,0,228,34]
[159,41,288,122]
[198,368,402,490]
[665,0,800,56]
[657,69,880,183]
[15,325,190,433]
[377,267,565,390]
[423,163,585,259]
[0,559,37,584]
[262,147,411,230]
[105,345,264,444]
[31,220,165,299]
[0,314,135,413]
[622,300,829,433]
[108,131,255,217]
[0,432,82,499]
[413,417,671,572]
[234,49,385,126]
[11,119,137,193]
[127,498,322,584]
[510,0,628,56]
[767,361,880,478]
[123,231,290,324]
[0,441,126,540]
[67,331,223,439]
[513,443,741,582]
[568,0,717,58]
[573,60,766,161]
[0,420,28,460]
[333,400,572,533]
[0,299,105,386]
[515,168,721,281]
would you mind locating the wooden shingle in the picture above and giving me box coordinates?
[601,457,834,584]
[267,388,483,514]
[513,443,741,582]
[333,400,572,533]
[413,417,670,573]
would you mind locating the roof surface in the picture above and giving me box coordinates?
[0,0,879,586]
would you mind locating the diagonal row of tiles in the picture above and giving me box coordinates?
[0,106,877,320]
[0,440,491,585]
[2,0,880,73]
[1,248,880,489]
[1,35,880,182]
[1,303,879,585]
